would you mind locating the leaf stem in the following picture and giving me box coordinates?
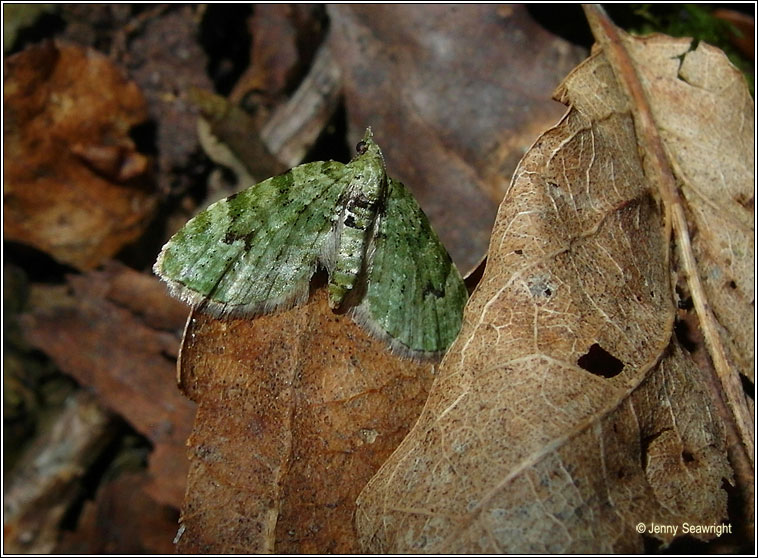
[583,4,754,468]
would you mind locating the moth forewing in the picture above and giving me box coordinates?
[154,128,467,358]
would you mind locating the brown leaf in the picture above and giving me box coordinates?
[229,4,326,106]
[586,15,754,463]
[175,286,434,553]
[327,4,587,271]
[19,262,195,507]
[3,41,156,270]
[355,15,746,552]
[54,472,179,554]
[125,5,215,196]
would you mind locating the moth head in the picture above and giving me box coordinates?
[354,127,383,161]
[346,127,388,201]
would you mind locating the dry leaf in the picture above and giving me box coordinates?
[594,21,754,451]
[175,286,435,553]
[229,4,326,106]
[19,262,195,507]
[53,472,179,554]
[327,4,587,271]
[355,15,748,552]
[3,41,156,270]
[125,5,215,195]
[3,391,117,554]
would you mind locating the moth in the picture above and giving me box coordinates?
[154,128,467,358]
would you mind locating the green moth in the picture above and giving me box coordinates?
[154,128,467,358]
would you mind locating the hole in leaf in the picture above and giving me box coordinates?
[677,297,693,310]
[674,318,698,353]
[526,274,555,299]
[577,343,624,378]
[675,284,692,309]
[682,450,695,463]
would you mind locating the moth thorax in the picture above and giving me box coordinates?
[327,189,381,310]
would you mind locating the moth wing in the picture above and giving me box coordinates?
[154,161,349,316]
[356,178,468,358]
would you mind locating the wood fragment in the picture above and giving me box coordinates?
[3,391,118,554]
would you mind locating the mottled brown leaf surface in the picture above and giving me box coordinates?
[19,262,194,507]
[619,31,754,443]
[355,24,744,552]
[175,286,435,554]
[328,4,587,272]
[3,41,156,270]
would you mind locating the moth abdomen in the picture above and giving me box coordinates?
[327,198,380,309]
[327,148,386,309]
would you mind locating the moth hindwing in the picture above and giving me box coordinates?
[154,128,467,358]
